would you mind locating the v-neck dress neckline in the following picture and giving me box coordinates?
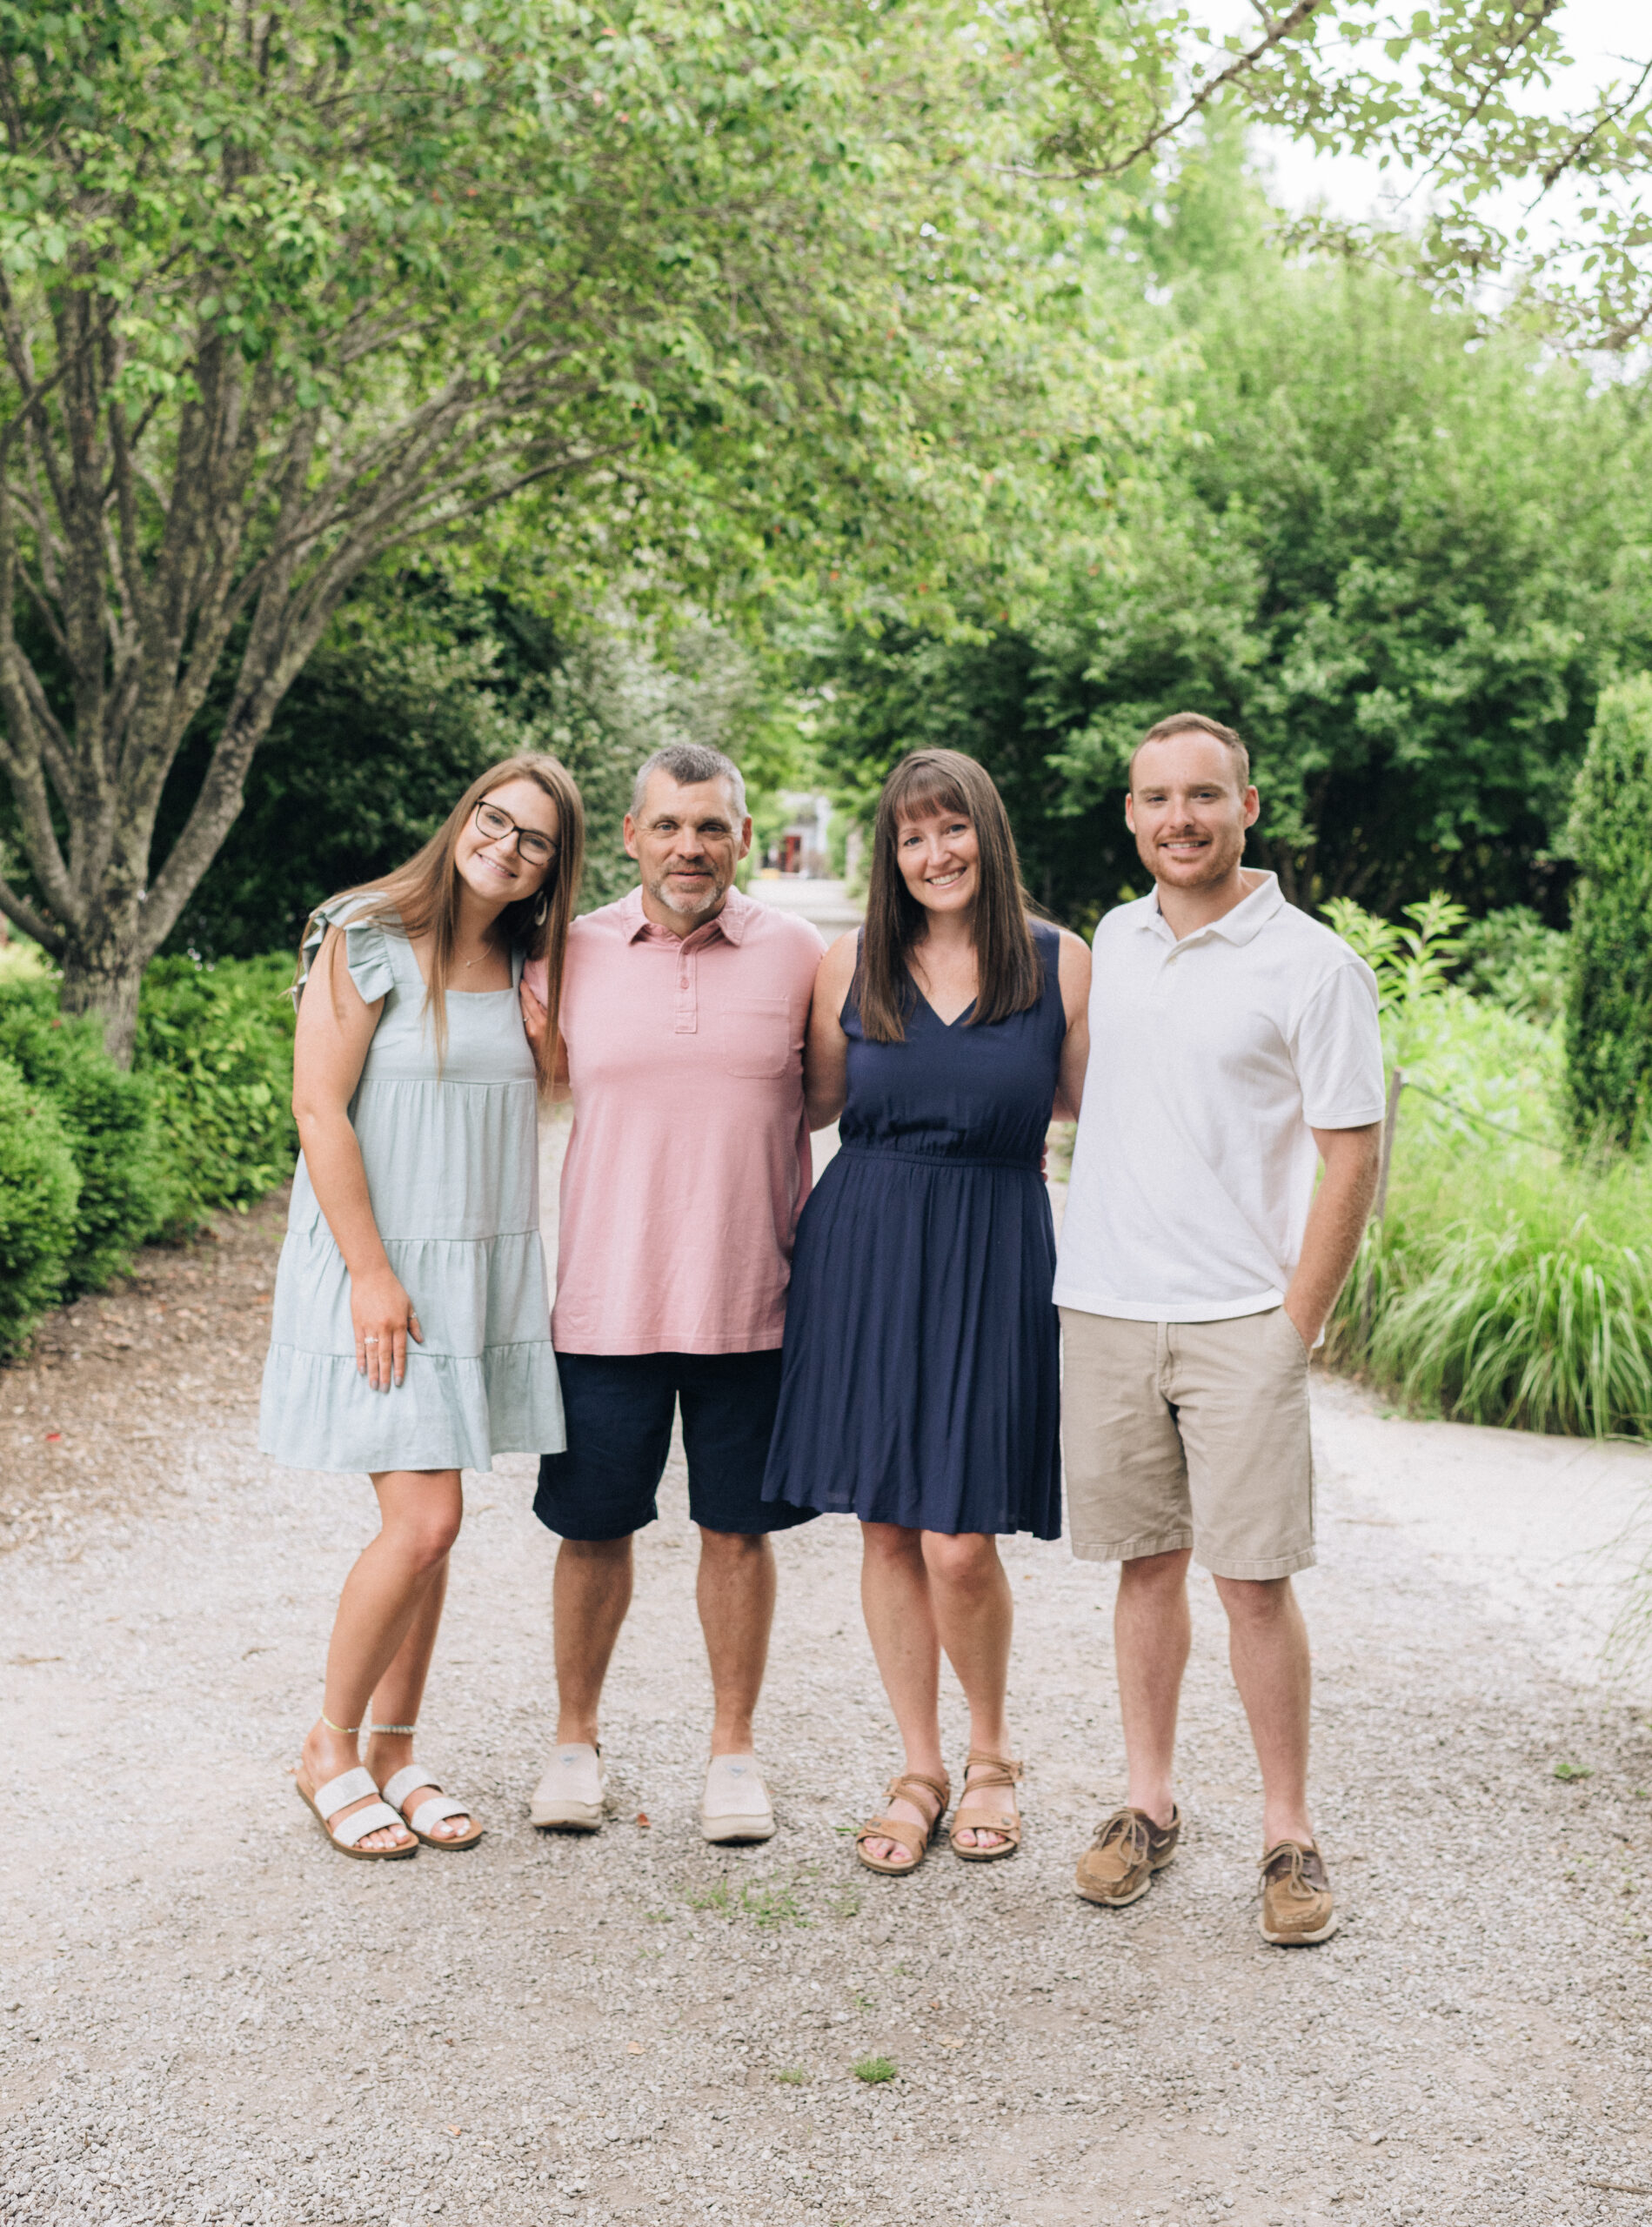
[761,920,1066,1539]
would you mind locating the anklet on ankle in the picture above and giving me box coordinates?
[320,1712,360,1735]
[368,1721,418,1735]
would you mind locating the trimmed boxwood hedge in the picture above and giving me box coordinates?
[0,975,168,1289]
[0,947,298,1354]
[0,1053,81,1355]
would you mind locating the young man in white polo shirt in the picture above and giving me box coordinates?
[1055,712,1384,1944]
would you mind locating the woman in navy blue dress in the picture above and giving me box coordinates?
[763,750,1090,1874]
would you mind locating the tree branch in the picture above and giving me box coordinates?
[1019,0,1328,180]
[0,872,64,952]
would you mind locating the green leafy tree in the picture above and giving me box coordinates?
[0,0,1127,1057]
[1034,1,1652,350]
[1564,676,1652,1150]
[809,186,1652,926]
[159,575,766,956]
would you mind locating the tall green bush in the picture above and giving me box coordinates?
[0,974,167,1287]
[0,1054,80,1354]
[134,954,298,1220]
[1564,676,1652,1149]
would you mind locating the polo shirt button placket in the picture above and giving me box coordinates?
[675,946,698,1035]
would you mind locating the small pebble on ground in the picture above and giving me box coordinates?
[3,1187,1651,2226]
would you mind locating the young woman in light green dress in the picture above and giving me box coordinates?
[260,754,583,1859]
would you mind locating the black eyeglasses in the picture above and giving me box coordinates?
[473,799,558,868]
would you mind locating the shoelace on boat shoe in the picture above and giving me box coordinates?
[1260,1842,1325,1899]
[1091,1809,1153,1863]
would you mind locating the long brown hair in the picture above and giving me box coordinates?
[857,749,1040,1045]
[304,752,585,1087]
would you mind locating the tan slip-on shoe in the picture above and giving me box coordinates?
[700,1755,776,1844]
[1074,1803,1181,1907]
[529,1742,608,1831]
[1259,1840,1339,1944]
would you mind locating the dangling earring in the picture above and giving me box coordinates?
[532,893,549,929]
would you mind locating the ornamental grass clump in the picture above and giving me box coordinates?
[1322,890,1652,1440]
[1346,1167,1652,1438]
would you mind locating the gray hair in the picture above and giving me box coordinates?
[630,743,747,820]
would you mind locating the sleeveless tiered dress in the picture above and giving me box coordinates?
[762,921,1065,1537]
[258,897,565,1475]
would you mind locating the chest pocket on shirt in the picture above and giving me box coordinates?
[722,998,794,1080]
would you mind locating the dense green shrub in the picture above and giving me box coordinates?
[1565,676,1652,1150]
[1456,906,1568,1027]
[0,973,168,1286]
[0,946,297,1348]
[0,1053,81,1354]
[134,953,299,1220]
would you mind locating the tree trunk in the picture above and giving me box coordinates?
[58,927,148,1068]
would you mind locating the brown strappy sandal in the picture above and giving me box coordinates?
[854,1770,951,1876]
[949,1750,1023,1863]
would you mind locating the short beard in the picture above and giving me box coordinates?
[646,868,726,917]
[1144,828,1246,886]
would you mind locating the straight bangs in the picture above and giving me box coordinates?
[858,748,1040,1045]
[880,760,973,832]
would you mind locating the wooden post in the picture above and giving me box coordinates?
[1360,1067,1405,1353]
[1374,1066,1405,1222]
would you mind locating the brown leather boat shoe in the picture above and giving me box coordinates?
[1074,1803,1181,1907]
[1259,1839,1339,1944]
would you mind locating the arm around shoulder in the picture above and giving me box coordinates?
[803,930,858,1131]
[1053,926,1092,1124]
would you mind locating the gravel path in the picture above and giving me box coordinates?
[4,1174,1652,2227]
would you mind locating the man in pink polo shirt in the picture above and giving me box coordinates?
[523,743,825,1845]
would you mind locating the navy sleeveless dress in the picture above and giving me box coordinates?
[761,921,1065,1537]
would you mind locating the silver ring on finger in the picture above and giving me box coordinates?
[365,1335,380,1344]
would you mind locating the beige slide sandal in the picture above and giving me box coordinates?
[379,1763,483,1849]
[297,1766,416,1860]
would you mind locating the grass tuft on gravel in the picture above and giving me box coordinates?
[853,2056,897,2085]
[684,1871,817,1929]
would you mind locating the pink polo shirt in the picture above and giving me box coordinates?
[534,886,826,1354]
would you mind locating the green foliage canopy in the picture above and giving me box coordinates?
[0,0,1139,1053]
[1033,0,1652,351]
[806,171,1652,926]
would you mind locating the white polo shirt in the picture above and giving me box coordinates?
[1054,873,1385,1323]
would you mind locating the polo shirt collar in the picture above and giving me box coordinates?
[1139,871,1284,949]
[619,881,752,947]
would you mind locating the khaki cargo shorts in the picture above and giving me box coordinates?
[1059,1307,1314,1580]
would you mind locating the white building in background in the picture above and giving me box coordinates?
[764,792,833,879]
[749,790,863,942]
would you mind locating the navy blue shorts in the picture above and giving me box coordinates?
[535,1350,819,1542]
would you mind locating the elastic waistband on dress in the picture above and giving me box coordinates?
[835,1144,1039,1173]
